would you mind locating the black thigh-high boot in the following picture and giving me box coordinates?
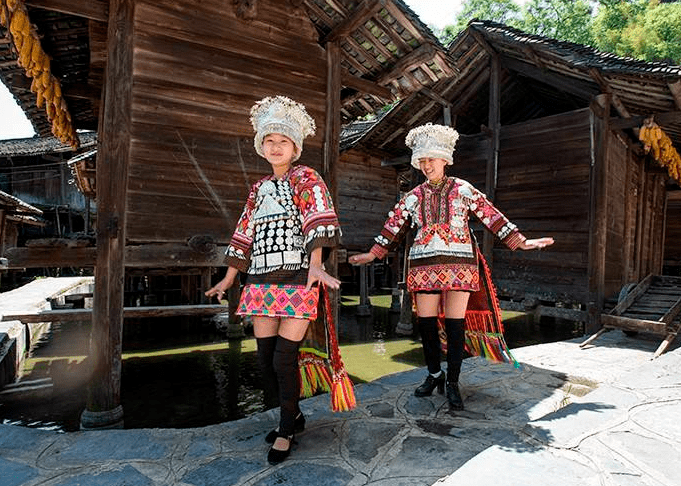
[256,336,279,410]
[414,316,445,396]
[445,318,465,410]
[272,336,302,437]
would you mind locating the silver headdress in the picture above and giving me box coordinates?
[405,123,459,168]
[250,96,316,161]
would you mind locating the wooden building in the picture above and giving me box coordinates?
[344,20,681,329]
[0,0,459,428]
[0,133,97,236]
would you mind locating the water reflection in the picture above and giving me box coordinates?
[1,302,581,432]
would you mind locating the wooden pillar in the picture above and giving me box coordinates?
[324,40,341,331]
[81,0,134,430]
[483,54,501,264]
[586,96,610,334]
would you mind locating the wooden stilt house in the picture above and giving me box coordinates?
[0,0,459,428]
[342,20,681,333]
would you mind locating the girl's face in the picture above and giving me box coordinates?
[418,157,448,182]
[262,133,298,169]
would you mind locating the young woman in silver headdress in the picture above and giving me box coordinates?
[349,123,553,411]
[206,96,352,464]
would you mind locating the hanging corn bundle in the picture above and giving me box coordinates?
[638,117,681,183]
[0,0,79,149]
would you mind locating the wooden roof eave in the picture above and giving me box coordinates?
[24,0,108,22]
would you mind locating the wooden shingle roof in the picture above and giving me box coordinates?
[1,0,456,137]
[345,19,681,161]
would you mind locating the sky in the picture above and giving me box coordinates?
[0,0,520,141]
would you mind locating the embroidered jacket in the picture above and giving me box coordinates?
[225,165,341,276]
[370,177,525,263]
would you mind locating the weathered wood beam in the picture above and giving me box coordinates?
[82,0,133,430]
[609,110,681,130]
[25,0,108,22]
[468,27,497,56]
[325,40,342,333]
[521,45,544,70]
[668,80,681,111]
[341,70,393,99]
[1,305,228,323]
[483,53,501,265]
[420,87,450,107]
[2,244,230,269]
[502,57,599,100]
[589,68,630,118]
[376,43,435,86]
[601,314,667,335]
[586,94,611,333]
[323,0,385,43]
[383,0,424,42]
[608,274,654,316]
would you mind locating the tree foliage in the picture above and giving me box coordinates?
[521,0,595,45]
[435,0,681,64]
[592,0,681,63]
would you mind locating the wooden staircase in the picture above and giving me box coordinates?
[581,275,681,358]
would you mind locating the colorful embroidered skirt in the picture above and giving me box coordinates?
[407,262,480,292]
[237,283,319,319]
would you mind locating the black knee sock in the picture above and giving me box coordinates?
[418,316,441,375]
[445,318,465,384]
[256,336,279,409]
[272,336,301,436]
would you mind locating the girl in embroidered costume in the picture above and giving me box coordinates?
[349,123,554,411]
[206,96,354,464]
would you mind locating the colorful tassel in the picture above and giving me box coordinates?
[296,285,357,411]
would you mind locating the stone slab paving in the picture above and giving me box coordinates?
[0,330,679,486]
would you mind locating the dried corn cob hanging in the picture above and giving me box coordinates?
[1,0,79,149]
[638,117,681,183]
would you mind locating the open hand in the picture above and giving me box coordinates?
[306,263,341,290]
[519,237,555,250]
[348,252,376,265]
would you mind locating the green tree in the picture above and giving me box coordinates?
[520,0,596,45]
[593,0,681,63]
[436,0,521,45]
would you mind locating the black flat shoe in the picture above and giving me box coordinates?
[446,382,464,411]
[414,373,445,397]
[265,412,305,444]
[267,434,294,465]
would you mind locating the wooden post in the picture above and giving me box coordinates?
[483,54,501,265]
[586,96,610,334]
[324,40,341,331]
[81,0,134,430]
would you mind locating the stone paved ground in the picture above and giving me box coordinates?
[1,329,679,485]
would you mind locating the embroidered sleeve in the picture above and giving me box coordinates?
[466,183,526,250]
[292,166,341,253]
[224,182,259,272]
[370,191,416,259]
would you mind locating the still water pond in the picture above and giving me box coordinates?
[0,307,581,432]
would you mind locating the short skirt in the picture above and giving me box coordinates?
[237,283,319,320]
[406,262,480,292]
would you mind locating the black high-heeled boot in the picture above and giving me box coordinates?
[446,381,464,410]
[445,318,465,410]
[415,316,442,396]
[414,373,445,396]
